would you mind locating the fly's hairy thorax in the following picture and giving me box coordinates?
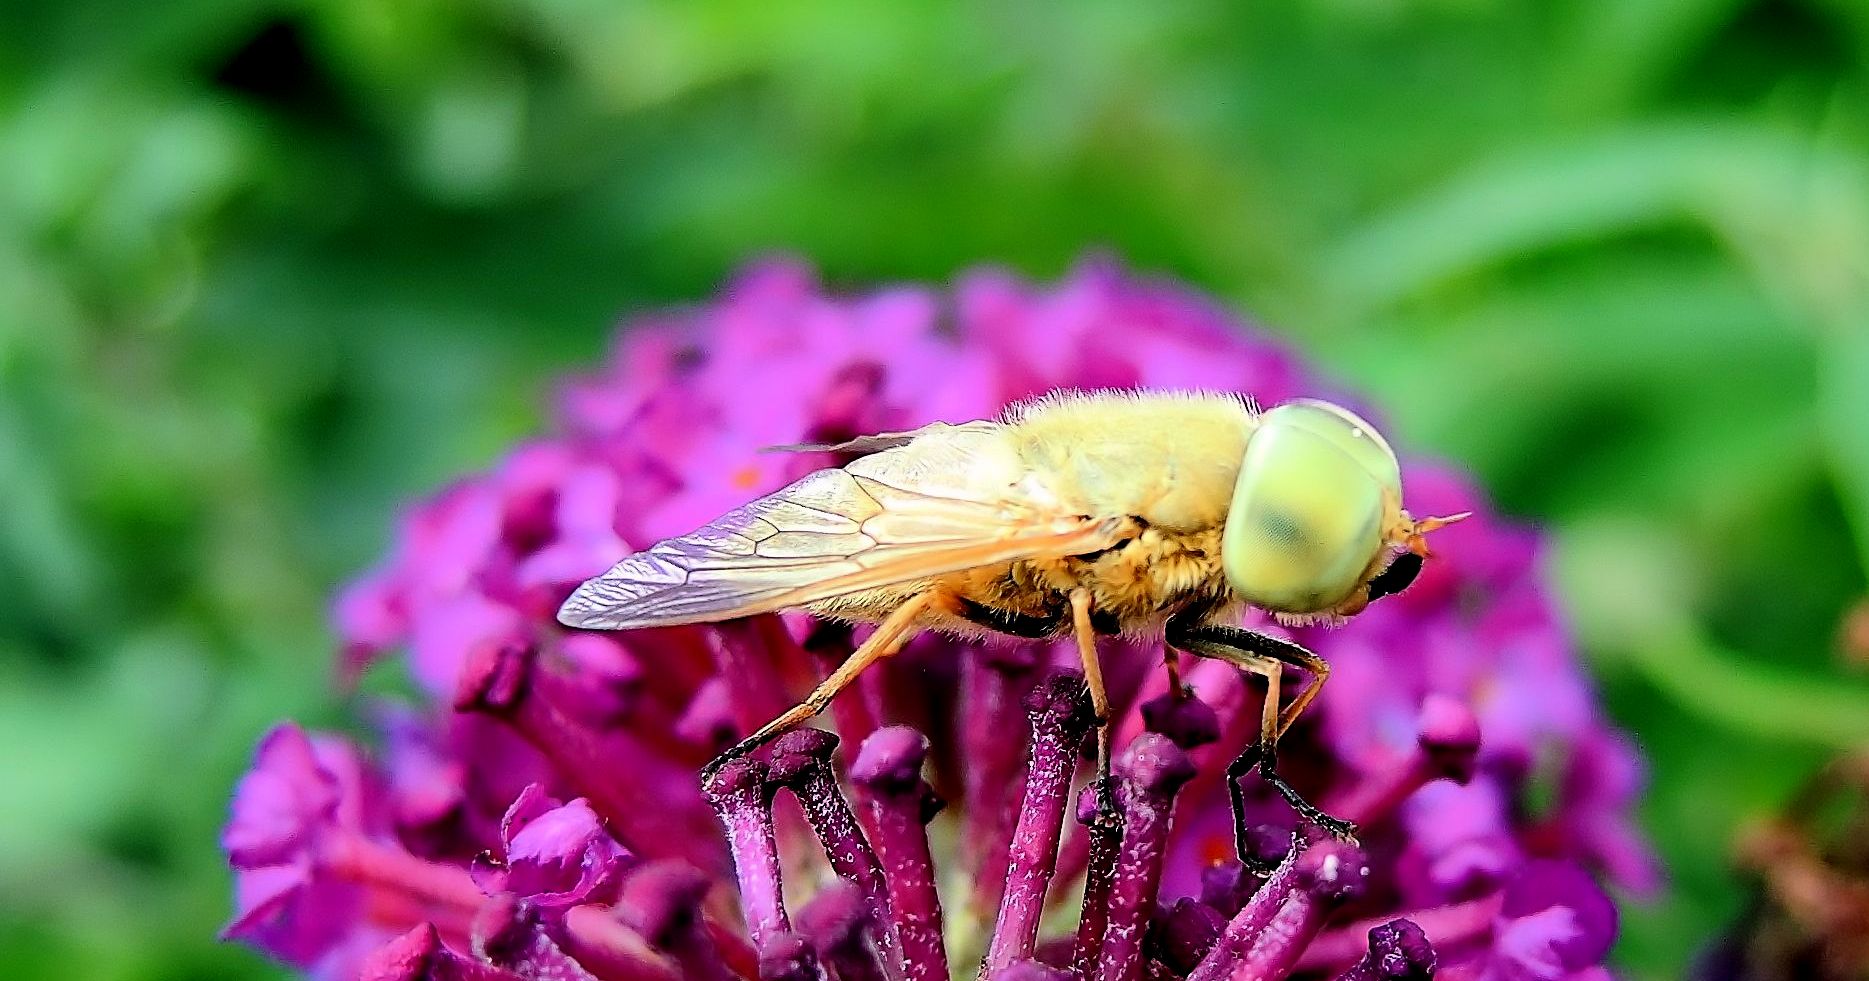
[1005,391,1253,534]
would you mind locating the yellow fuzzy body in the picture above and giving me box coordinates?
[806,391,1257,636]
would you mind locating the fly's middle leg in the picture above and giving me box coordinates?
[955,590,1117,822]
[1165,614,1353,867]
[1069,588,1121,823]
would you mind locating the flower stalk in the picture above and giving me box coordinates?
[850,728,950,981]
[985,676,1097,972]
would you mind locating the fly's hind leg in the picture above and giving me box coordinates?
[702,591,938,783]
[1165,614,1351,865]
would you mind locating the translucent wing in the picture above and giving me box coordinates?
[558,426,1124,630]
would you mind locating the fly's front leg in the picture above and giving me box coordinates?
[1163,624,1287,868]
[1165,615,1353,862]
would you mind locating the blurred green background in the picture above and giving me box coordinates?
[3,0,1868,978]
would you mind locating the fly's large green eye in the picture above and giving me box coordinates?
[1222,400,1402,613]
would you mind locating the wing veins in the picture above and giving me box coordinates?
[557,425,1122,631]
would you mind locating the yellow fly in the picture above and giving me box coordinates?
[558,390,1465,849]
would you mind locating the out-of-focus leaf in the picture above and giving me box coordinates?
[1822,328,1869,576]
[1561,520,1869,745]
[1324,124,1869,320]
[0,400,97,627]
[1633,628,1869,746]
[1550,0,1749,116]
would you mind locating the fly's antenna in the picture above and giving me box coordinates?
[1399,510,1471,558]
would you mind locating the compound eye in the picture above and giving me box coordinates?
[1222,407,1389,614]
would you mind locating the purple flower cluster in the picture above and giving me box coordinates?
[224,258,1656,979]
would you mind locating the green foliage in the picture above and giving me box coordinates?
[2,0,1867,977]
